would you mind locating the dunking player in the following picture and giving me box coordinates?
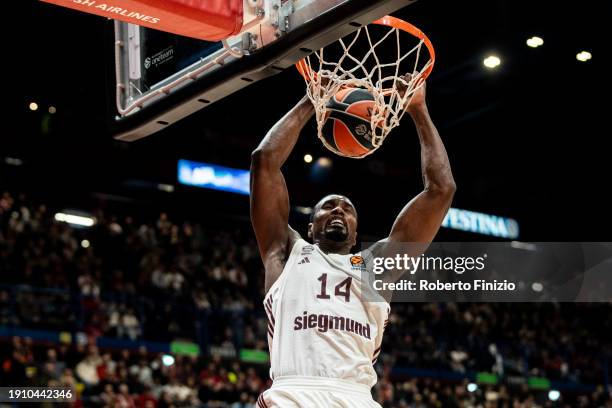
[250,80,455,407]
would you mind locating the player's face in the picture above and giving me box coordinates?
[309,195,358,246]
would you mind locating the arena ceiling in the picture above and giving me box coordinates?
[4,0,609,240]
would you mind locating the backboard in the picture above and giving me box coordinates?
[108,0,419,141]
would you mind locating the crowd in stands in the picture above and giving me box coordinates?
[1,336,266,407]
[382,302,612,385]
[2,337,611,407]
[1,191,611,407]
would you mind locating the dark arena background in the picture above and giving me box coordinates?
[2,0,611,407]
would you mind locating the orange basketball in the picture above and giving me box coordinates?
[321,87,381,158]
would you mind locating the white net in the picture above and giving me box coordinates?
[298,18,434,158]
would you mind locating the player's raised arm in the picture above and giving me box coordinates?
[387,81,456,244]
[250,96,314,291]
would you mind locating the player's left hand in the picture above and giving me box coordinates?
[398,73,427,113]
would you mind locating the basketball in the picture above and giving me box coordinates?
[321,87,380,158]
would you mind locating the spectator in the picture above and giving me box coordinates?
[76,346,102,386]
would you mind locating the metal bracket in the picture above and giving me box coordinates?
[241,32,256,53]
[279,0,295,33]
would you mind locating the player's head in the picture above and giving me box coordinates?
[308,194,358,250]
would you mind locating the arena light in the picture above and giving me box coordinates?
[294,206,313,215]
[29,102,39,111]
[304,154,313,163]
[311,157,333,183]
[316,157,333,168]
[548,390,561,401]
[54,212,96,227]
[576,51,592,62]
[81,240,91,248]
[4,157,23,166]
[467,383,478,393]
[162,354,175,367]
[157,183,175,193]
[510,241,537,251]
[48,106,57,114]
[483,55,501,69]
[526,36,544,48]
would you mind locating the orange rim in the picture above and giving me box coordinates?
[295,15,435,85]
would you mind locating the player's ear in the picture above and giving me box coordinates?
[308,223,313,239]
[352,231,357,247]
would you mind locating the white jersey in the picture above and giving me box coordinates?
[263,239,390,388]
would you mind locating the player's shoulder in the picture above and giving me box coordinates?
[285,226,314,258]
[287,225,303,247]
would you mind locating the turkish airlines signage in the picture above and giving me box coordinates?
[40,0,243,41]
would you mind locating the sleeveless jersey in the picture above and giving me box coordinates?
[263,239,390,388]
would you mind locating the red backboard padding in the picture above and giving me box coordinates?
[41,0,243,41]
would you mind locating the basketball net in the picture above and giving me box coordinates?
[297,17,434,158]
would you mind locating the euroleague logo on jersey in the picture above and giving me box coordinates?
[350,256,366,270]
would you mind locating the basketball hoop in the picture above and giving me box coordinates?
[296,16,435,158]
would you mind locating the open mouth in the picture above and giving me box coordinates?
[328,218,346,228]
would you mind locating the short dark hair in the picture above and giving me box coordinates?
[309,194,357,223]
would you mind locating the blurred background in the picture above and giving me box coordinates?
[1,0,611,406]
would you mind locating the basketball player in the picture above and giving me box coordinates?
[250,79,455,407]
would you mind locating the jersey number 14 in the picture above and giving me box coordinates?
[316,273,352,302]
